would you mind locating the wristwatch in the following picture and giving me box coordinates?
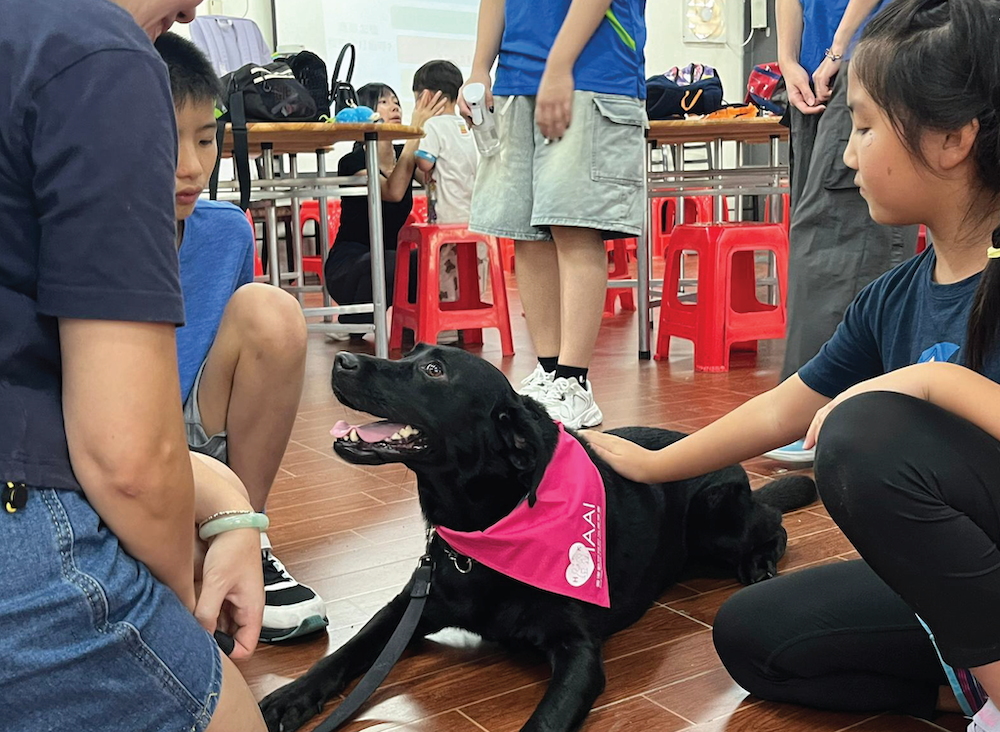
[824,48,844,62]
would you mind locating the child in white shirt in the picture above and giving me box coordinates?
[412,60,484,302]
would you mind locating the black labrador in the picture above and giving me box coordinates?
[260,344,815,732]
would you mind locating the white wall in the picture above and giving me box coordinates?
[645,1,748,108]
[198,0,750,107]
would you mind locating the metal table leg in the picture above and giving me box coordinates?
[288,153,305,304]
[676,144,686,292]
[768,135,781,305]
[736,141,745,222]
[364,131,389,358]
[713,138,725,222]
[638,137,653,360]
[261,144,281,288]
[316,149,333,321]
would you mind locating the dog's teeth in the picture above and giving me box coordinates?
[390,431,402,441]
[406,425,420,436]
[349,429,360,442]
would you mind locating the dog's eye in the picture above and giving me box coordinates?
[422,361,445,378]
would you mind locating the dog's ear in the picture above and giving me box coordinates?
[493,400,549,507]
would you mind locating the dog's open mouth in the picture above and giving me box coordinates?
[331,419,429,464]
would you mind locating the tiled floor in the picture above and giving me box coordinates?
[239,277,968,732]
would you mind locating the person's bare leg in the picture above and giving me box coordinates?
[936,685,963,713]
[196,283,307,511]
[551,226,607,368]
[203,652,267,732]
[514,239,561,358]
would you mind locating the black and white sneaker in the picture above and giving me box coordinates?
[260,533,328,643]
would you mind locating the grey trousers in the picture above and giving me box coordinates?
[781,62,918,380]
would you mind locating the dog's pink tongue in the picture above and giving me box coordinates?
[331,420,406,442]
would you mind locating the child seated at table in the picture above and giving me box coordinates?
[412,60,486,303]
[155,32,328,643]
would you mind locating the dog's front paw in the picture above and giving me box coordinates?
[259,679,329,732]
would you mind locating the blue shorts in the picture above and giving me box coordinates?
[0,487,224,731]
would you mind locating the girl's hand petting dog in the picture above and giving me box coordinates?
[580,430,662,484]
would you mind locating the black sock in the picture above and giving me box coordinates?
[538,356,558,374]
[555,365,588,387]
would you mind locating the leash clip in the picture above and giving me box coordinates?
[3,482,27,514]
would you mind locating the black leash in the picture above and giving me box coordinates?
[312,553,434,731]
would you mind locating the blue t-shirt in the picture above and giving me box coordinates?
[799,0,891,75]
[177,201,256,403]
[799,249,1000,398]
[0,0,182,491]
[494,0,647,98]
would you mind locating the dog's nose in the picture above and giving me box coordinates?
[335,352,360,371]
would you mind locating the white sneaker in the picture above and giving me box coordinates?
[537,377,604,430]
[518,364,555,400]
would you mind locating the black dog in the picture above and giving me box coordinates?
[260,345,815,732]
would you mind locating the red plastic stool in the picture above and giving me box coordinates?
[411,194,428,224]
[498,237,516,273]
[651,195,731,259]
[390,224,514,356]
[604,239,637,317]
[245,209,264,277]
[655,222,789,372]
[300,200,342,278]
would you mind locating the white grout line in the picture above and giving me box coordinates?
[456,709,491,731]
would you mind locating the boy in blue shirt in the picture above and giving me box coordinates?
[463,0,648,430]
[156,33,327,642]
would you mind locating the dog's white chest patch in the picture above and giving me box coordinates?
[565,542,597,587]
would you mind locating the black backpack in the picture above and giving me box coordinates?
[645,74,725,120]
[278,50,331,119]
[209,62,318,210]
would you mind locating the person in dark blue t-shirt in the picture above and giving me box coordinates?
[770,0,918,463]
[586,0,1000,723]
[0,2,268,730]
[461,0,648,431]
[155,31,329,645]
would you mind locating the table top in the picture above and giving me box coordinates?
[647,116,788,145]
[221,122,423,155]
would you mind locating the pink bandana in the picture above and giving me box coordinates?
[435,424,610,607]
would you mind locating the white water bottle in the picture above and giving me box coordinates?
[464,82,500,157]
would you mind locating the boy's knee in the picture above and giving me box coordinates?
[229,284,307,355]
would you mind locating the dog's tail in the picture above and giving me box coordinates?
[753,475,817,513]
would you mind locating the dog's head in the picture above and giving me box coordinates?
[330,344,558,530]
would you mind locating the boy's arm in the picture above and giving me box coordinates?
[459,0,506,118]
[583,375,830,484]
[777,0,824,114]
[536,0,615,140]
[812,0,883,102]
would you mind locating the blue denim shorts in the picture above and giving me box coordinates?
[0,487,223,731]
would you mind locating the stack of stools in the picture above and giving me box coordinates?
[651,195,732,259]
[390,224,514,356]
[655,222,789,372]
